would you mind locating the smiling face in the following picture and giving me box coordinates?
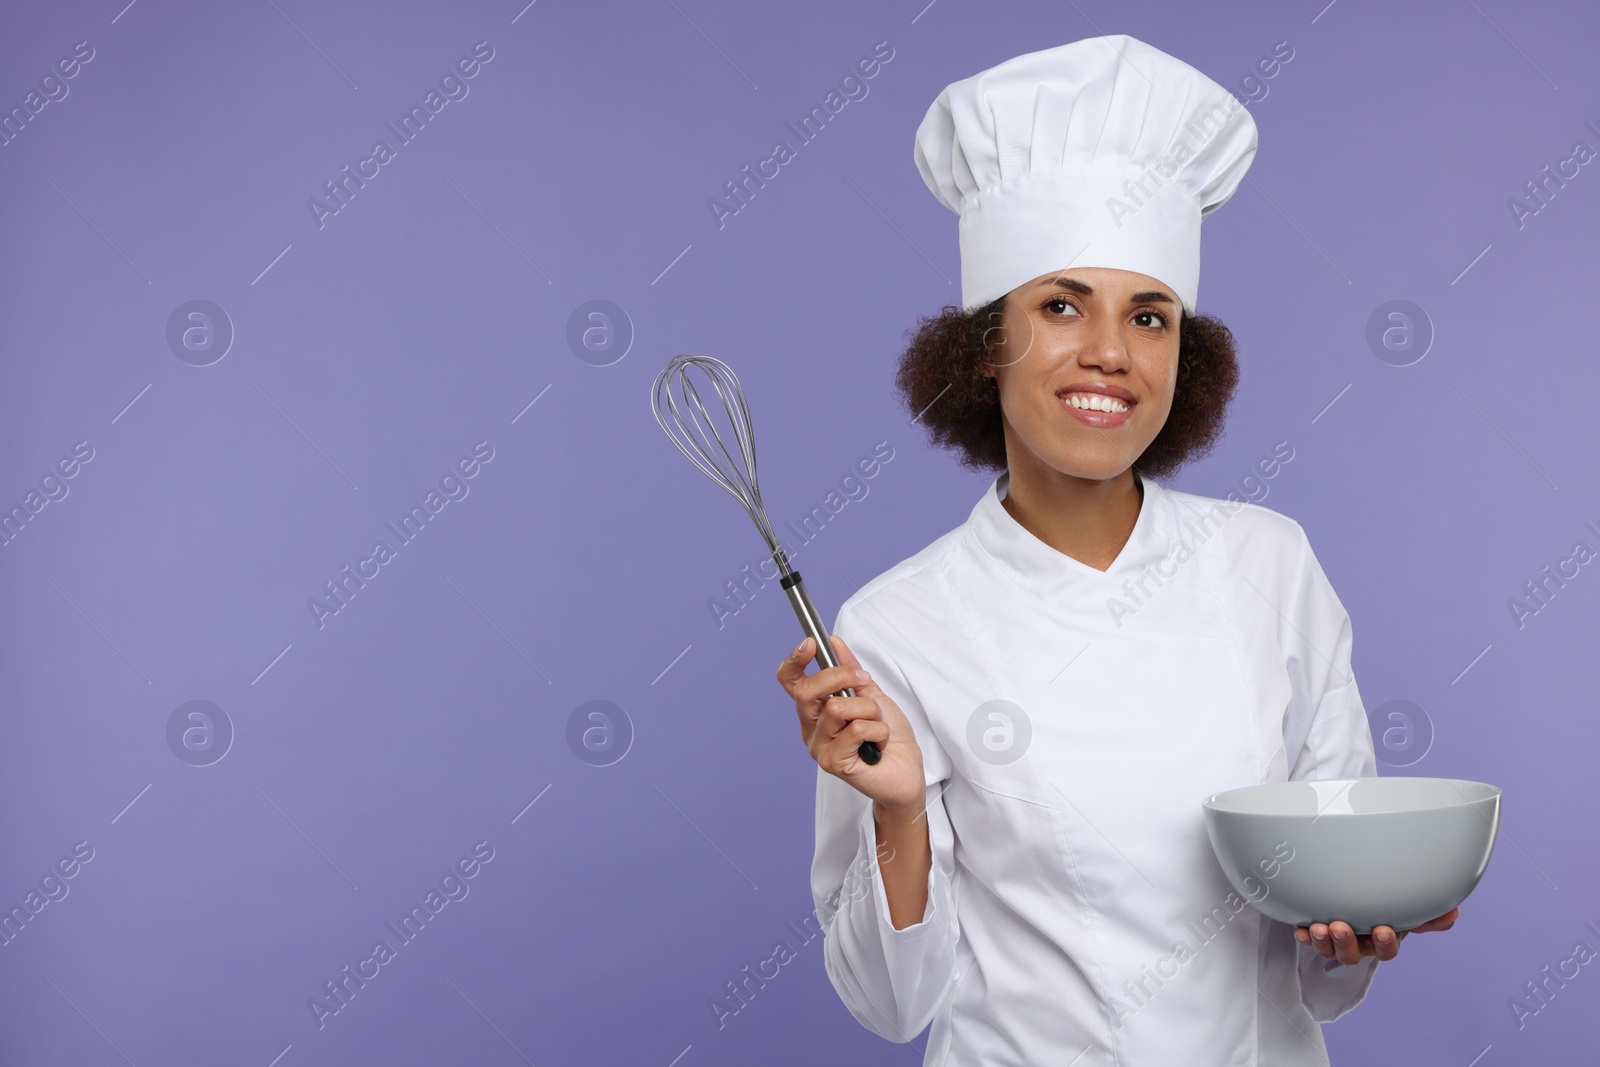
[982,267,1181,484]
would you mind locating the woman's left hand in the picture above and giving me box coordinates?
[1294,907,1460,964]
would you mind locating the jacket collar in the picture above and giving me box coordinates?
[967,468,1174,602]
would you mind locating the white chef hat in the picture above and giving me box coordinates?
[914,34,1257,315]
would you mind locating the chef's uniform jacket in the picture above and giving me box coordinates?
[812,469,1380,1065]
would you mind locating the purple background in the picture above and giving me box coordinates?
[0,0,1595,1063]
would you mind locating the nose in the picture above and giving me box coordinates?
[1077,314,1131,373]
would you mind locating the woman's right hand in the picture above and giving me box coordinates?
[777,634,927,816]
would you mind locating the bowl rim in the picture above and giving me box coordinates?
[1201,776,1501,816]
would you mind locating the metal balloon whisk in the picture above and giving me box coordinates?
[650,354,882,764]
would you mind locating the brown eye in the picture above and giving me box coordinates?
[1133,310,1169,329]
[1045,297,1080,317]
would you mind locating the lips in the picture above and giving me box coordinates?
[1056,383,1136,428]
[1060,391,1130,414]
[1057,380,1136,403]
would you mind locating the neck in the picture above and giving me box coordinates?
[999,454,1144,573]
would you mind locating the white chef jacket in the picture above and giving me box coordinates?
[812,469,1380,1066]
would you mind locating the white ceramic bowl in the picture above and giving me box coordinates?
[1201,777,1500,934]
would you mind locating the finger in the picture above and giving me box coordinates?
[776,636,855,695]
[806,692,883,753]
[818,715,892,775]
[776,636,838,697]
[791,636,881,738]
[1329,921,1361,965]
[1294,926,1310,945]
[1413,906,1460,933]
[1308,922,1332,958]
[825,635,902,704]
[775,636,811,696]
[1372,925,1400,962]
[789,638,872,709]
[779,637,869,737]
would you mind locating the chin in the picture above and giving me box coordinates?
[1044,450,1136,483]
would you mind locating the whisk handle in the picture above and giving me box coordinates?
[781,571,883,765]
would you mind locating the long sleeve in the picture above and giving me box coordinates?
[810,601,962,1042]
[1280,525,1381,1023]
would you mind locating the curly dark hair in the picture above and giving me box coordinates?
[894,295,1239,480]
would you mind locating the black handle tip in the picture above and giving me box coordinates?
[857,740,883,765]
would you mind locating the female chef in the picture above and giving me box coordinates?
[774,34,1457,1066]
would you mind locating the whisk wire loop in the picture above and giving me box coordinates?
[649,353,881,765]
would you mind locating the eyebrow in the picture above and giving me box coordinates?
[1036,276,1174,305]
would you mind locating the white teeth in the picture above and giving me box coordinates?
[1063,392,1129,413]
